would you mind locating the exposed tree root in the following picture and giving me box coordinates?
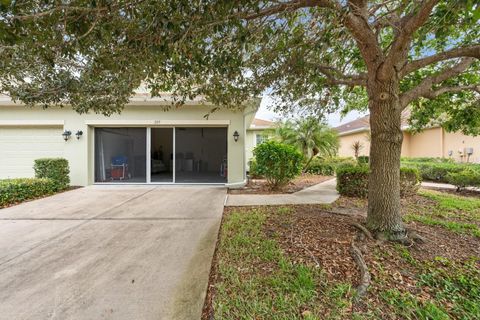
[350,239,371,301]
[351,222,374,240]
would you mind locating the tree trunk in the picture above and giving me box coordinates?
[366,79,406,239]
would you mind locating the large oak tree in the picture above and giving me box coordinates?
[1,0,479,239]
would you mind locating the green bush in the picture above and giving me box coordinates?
[0,178,58,207]
[248,160,262,179]
[253,141,303,189]
[336,164,369,198]
[402,161,480,183]
[305,156,356,175]
[34,158,70,189]
[336,164,421,198]
[401,157,454,163]
[357,156,369,164]
[446,169,480,191]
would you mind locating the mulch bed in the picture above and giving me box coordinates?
[203,194,480,319]
[228,174,332,194]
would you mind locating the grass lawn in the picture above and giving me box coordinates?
[203,190,480,319]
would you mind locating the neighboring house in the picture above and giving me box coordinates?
[336,114,480,163]
[245,118,274,169]
[0,93,260,187]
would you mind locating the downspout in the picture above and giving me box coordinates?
[243,108,257,182]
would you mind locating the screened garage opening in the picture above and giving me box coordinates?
[95,128,147,183]
[174,127,227,183]
[94,127,227,184]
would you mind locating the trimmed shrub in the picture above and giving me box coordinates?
[34,158,70,189]
[0,178,57,207]
[401,157,454,163]
[336,164,369,198]
[446,169,480,191]
[253,141,303,189]
[305,156,356,175]
[336,164,421,198]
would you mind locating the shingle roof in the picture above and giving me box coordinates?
[335,110,411,135]
[249,118,274,130]
[334,115,370,134]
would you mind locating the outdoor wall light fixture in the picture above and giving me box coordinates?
[233,130,240,142]
[62,130,72,141]
[75,130,83,140]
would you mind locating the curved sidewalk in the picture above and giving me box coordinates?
[225,178,339,206]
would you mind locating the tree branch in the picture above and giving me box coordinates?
[380,0,440,79]
[421,84,480,99]
[401,45,480,77]
[400,58,475,106]
[242,0,338,20]
[317,65,367,86]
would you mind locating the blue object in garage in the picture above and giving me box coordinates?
[112,156,128,165]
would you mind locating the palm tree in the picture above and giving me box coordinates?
[269,117,339,172]
[352,140,364,160]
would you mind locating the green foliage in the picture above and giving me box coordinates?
[34,158,70,189]
[253,141,303,189]
[402,159,480,183]
[247,159,262,179]
[305,157,356,175]
[336,165,420,198]
[336,164,370,198]
[267,117,339,171]
[357,156,369,165]
[0,178,58,207]
[0,1,477,133]
[446,169,480,191]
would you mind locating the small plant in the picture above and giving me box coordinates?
[351,141,364,160]
[34,158,70,189]
[253,141,303,190]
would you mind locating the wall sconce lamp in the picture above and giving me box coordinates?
[233,130,240,142]
[62,130,72,141]
[75,130,83,140]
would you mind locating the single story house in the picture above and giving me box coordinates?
[336,115,480,163]
[0,93,260,187]
[245,118,274,169]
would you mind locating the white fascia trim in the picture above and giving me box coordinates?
[0,120,65,127]
[247,126,271,130]
[85,120,230,126]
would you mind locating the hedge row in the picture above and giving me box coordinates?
[336,164,421,198]
[0,178,58,207]
[305,157,357,175]
[401,160,480,183]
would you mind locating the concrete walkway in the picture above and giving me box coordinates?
[0,185,226,320]
[421,181,479,192]
[225,178,339,206]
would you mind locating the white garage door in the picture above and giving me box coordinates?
[0,127,64,179]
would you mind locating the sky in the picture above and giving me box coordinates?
[255,94,367,127]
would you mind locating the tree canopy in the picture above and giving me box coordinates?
[1,1,478,125]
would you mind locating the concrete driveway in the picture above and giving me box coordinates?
[0,185,226,320]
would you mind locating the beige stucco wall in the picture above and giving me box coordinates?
[0,104,251,186]
[443,131,480,163]
[338,131,371,157]
[407,127,443,158]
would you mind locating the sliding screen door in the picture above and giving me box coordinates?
[174,127,227,183]
[94,128,146,183]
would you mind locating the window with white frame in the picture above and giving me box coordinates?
[256,133,268,145]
